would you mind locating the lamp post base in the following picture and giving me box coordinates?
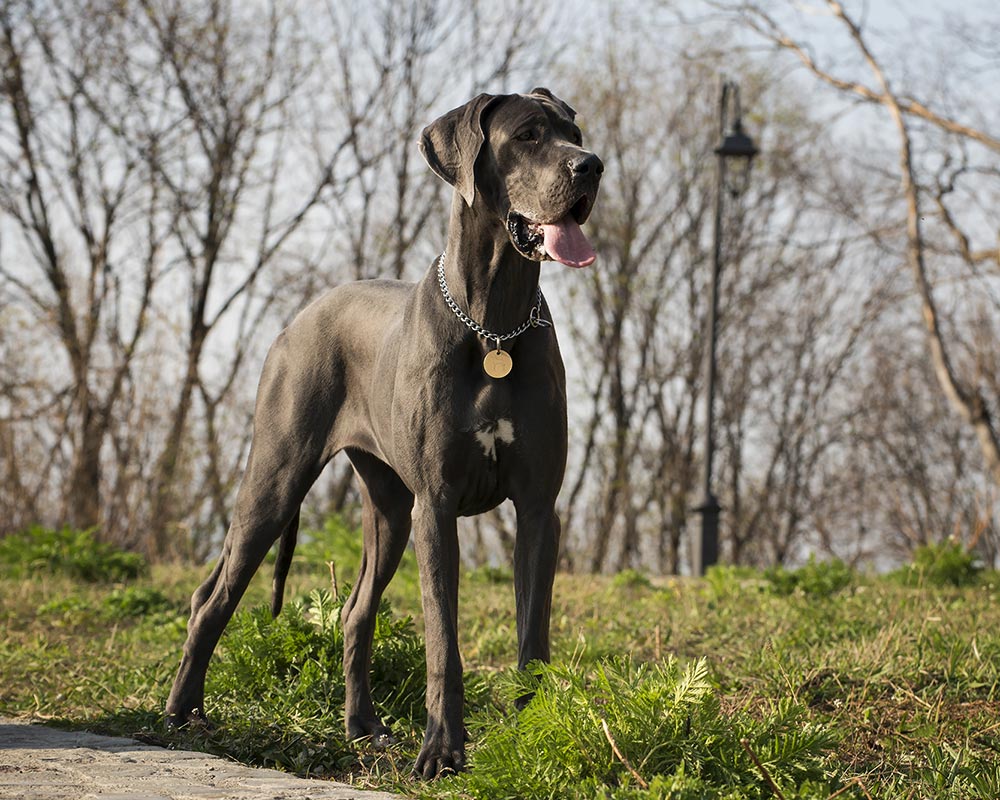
[693,493,721,576]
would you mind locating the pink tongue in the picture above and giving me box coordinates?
[541,216,596,268]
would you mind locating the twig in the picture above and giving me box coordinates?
[600,719,648,790]
[825,776,874,800]
[740,738,786,800]
[327,560,338,596]
[826,777,872,800]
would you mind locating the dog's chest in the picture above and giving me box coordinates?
[453,378,519,513]
[466,378,519,463]
[453,416,515,515]
[473,418,515,461]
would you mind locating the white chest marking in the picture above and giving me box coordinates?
[475,418,515,460]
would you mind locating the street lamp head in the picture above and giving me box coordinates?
[715,116,758,197]
[715,118,759,160]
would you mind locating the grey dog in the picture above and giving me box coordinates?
[165,88,603,778]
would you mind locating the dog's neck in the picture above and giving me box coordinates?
[440,193,542,339]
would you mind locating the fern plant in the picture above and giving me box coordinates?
[431,656,844,800]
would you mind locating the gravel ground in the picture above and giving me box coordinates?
[0,718,404,800]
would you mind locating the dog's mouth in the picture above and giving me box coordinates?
[506,194,596,268]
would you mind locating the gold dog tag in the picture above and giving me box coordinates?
[483,346,512,379]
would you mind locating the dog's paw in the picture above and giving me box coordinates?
[164,708,215,733]
[413,724,465,779]
[413,747,464,780]
[346,716,395,748]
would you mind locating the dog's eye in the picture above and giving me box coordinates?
[514,128,537,142]
[571,129,583,146]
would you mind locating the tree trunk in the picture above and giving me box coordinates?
[147,331,204,559]
[66,413,104,531]
[831,1,1000,489]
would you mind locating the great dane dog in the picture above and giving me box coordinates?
[165,88,603,778]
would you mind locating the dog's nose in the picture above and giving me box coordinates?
[568,152,604,177]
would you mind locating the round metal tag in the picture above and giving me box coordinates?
[483,348,513,379]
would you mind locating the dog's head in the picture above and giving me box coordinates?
[419,88,603,268]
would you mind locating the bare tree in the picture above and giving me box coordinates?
[133,0,334,557]
[812,336,998,566]
[731,0,1000,544]
[0,0,369,552]
[0,0,167,535]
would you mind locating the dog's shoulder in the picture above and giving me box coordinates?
[273,279,415,367]
[295,278,414,320]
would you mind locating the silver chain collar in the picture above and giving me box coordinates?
[435,252,551,347]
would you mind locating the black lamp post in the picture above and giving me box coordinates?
[694,79,758,577]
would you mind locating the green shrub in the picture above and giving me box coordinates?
[764,557,854,598]
[213,592,347,717]
[612,568,652,590]
[103,586,177,620]
[891,542,982,588]
[435,656,840,800]
[0,526,147,582]
[36,586,178,626]
[36,594,97,625]
[703,564,764,599]
[467,565,514,584]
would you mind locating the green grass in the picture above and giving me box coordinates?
[2,524,999,798]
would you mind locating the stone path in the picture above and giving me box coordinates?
[0,719,404,800]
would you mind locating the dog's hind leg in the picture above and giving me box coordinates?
[270,509,300,618]
[166,439,325,728]
[341,448,414,744]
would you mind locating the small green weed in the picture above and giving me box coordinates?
[467,565,514,584]
[890,542,982,588]
[36,594,95,626]
[703,564,764,599]
[0,526,147,582]
[36,585,180,626]
[764,557,854,598]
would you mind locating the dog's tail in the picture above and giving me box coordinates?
[270,509,299,618]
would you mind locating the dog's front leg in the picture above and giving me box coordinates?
[513,506,560,705]
[412,501,465,778]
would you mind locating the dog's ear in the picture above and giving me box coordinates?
[529,87,576,121]
[419,93,503,207]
